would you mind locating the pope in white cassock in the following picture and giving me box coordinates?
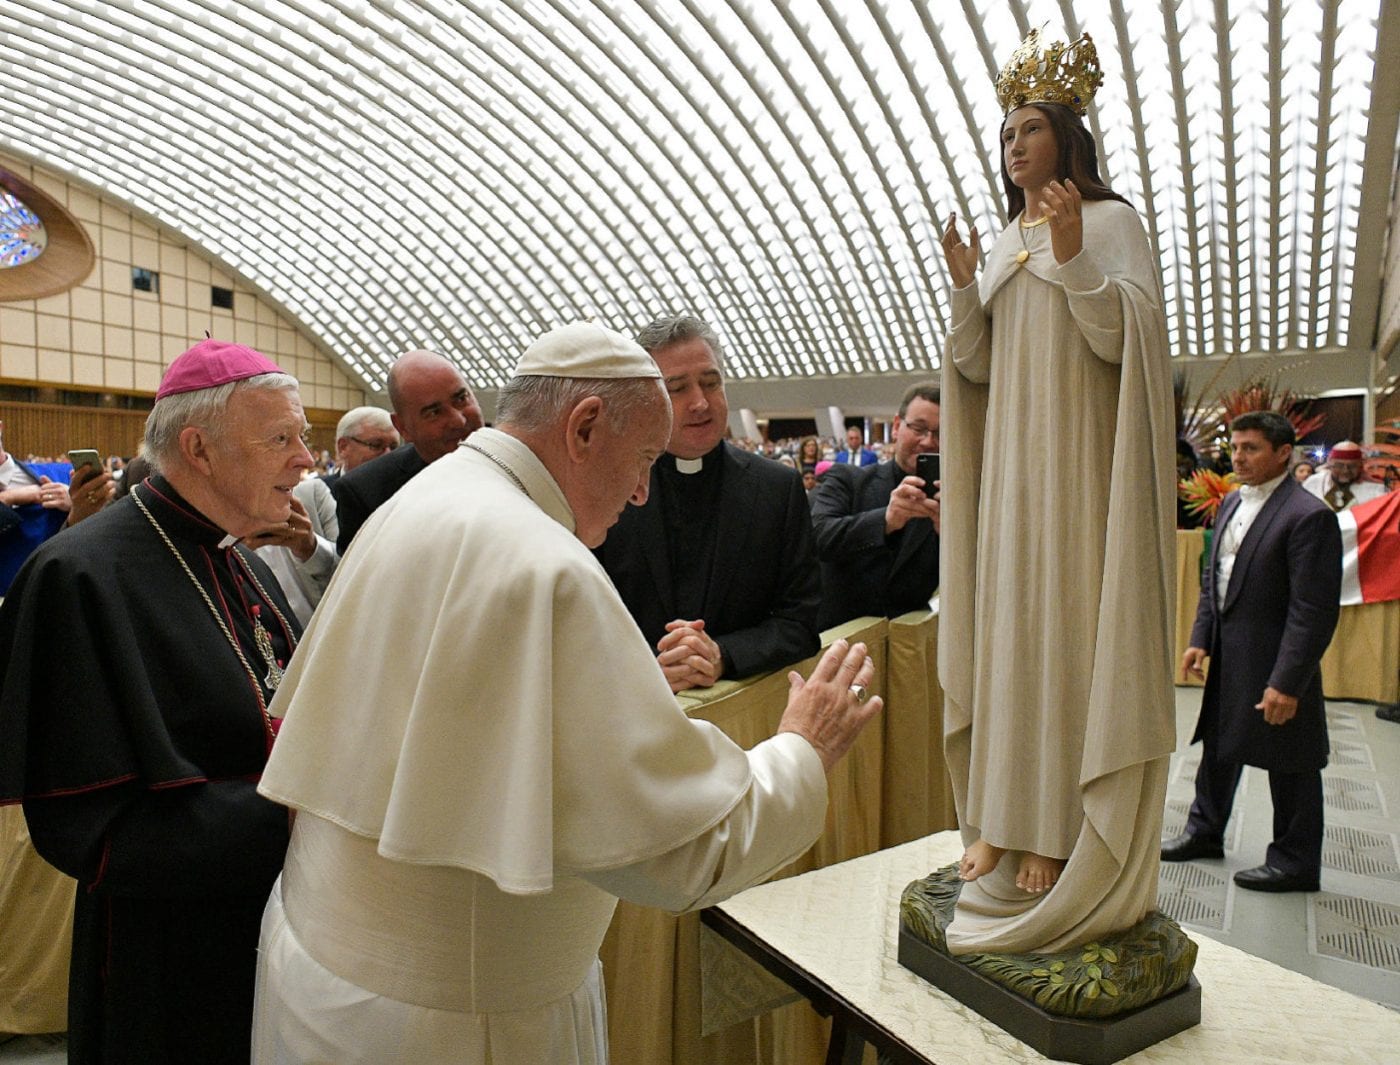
[250,322,882,1064]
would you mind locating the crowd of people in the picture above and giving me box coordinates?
[0,320,1390,1054]
[0,325,916,1064]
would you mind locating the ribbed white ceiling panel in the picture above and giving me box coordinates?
[0,0,1391,392]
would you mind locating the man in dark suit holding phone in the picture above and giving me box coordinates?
[810,383,941,629]
[1163,410,1342,892]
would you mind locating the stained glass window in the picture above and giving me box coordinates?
[0,190,45,269]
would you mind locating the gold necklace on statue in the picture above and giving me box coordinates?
[1015,212,1048,265]
[132,489,296,727]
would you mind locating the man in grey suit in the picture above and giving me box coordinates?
[1162,411,1342,892]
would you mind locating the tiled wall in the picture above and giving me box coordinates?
[0,152,369,413]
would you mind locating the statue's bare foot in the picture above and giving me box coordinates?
[958,840,1007,881]
[1016,853,1066,894]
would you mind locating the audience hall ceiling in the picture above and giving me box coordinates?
[0,0,1396,395]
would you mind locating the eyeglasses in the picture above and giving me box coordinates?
[902,422,939,441]
[347,435,396,453]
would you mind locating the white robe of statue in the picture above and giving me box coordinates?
[940,199,1177,954]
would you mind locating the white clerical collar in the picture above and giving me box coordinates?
[674,456,703,475]
[1239,471,1287,502]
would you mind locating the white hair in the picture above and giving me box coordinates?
[335,405,394,441]
[144,373,300,474]
[494,375,667,435]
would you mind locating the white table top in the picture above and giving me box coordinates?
[714,832,1400,1064]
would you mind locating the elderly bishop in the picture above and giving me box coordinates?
[0,340,308,1064]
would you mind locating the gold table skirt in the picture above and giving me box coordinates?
[0,804,72,1034]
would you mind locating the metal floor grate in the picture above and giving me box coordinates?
[1326,708,1366,736]
[1323,775,1386,815]
[1161,795,1240,850]
[1310,894,1400,972]
[1322,825,1400,881]
[1157,860,1229,930]
[1326,737,1375,771]
[1172,751,1201,785]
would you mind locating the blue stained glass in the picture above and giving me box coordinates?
[0,191,46,268]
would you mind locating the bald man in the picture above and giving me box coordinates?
[333,351,483,552]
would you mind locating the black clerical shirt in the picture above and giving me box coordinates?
[595,441,822,681]
[656,447,725,623]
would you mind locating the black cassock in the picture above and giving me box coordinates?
[0,476,297,1064]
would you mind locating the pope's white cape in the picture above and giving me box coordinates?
[258,428,757,894]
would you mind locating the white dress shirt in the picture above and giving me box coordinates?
[0,455,36,490]
[1215,471,1287,609]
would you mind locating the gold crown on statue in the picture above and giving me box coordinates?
[994,28,1104,116]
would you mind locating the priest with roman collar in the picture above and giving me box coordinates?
[594,314,821,691]
[0,339,310,1064]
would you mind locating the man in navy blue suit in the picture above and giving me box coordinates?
[1163,411,1342,892]
[834,425,878,467]
[810,384,940,629]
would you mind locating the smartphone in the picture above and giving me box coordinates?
[916,453,940,498]
[67,448,102,475]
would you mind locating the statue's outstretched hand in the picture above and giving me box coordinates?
[941,212,980,290]
[1041,179,1083,264]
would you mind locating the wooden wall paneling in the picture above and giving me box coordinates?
[0,403,147,460]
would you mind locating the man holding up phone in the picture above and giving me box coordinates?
[64,448,116,526]
[810,383,941,629]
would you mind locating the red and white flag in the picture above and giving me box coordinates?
[1338,489,1400,605]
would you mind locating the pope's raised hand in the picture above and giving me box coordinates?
[779,640,882,772]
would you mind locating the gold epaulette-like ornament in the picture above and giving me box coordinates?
[994,28,1104,116]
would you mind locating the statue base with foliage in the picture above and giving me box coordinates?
[897,864,1200,1065]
